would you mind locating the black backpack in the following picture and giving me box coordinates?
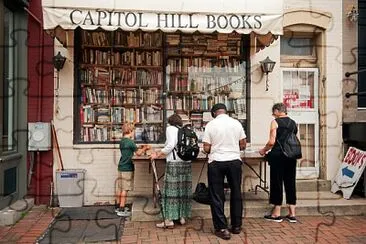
[174,125,200,161]
[276,118,302,160]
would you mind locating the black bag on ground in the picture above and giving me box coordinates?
[193,182,211,205]
[175,124,199,161]
[192,160,211,205]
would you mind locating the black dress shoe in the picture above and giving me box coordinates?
[230,226,242,234]
[215,229,231,240]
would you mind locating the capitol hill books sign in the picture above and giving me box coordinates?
[42,0,283,35]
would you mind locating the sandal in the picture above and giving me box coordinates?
[179,217,186,225]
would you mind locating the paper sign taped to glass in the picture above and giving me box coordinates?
[331,147,366,199]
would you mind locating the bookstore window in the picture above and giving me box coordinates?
[75,30,164,144]
[165,33,247,142]
[74,30,248,144]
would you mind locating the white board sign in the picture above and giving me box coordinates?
[331,147,366,199]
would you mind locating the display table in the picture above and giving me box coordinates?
[242,151,269,195]
[133,150,268,208]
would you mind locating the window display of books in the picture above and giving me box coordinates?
[76,30,248,144]
[77,30,163,143]
[165,32,247,135]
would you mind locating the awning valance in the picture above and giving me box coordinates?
[42,0,283,35]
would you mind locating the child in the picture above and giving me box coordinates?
[115,123,137,217]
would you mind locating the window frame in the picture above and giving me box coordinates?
[2,7,17,153]
[280,30,319,67]
[1,6,18,154]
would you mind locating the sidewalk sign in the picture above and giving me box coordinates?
[331,147,366,199]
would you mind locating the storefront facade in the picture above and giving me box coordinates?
[42,0,343,205]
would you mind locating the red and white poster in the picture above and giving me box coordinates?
[331,147,366,199]
[283,89,312,109]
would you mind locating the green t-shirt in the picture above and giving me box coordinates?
[118,137,137,172]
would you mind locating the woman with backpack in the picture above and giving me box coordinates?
[259,103,300,223]
[150,114,192,228]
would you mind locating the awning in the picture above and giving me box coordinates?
[42,0,283,35]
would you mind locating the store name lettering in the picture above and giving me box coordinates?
[69,10,263,30]
[343,147,366,169]
[206,15,262,29]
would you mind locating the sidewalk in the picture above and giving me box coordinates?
[0,205,365,243]
[0,205,58,243]
[121,216,366,244]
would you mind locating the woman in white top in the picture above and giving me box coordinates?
[150,114,192,228]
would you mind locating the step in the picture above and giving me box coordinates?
[0,198,34,226]
[131,191,366,221]
[296,179,331,192]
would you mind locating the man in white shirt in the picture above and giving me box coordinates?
[203,103,247,240]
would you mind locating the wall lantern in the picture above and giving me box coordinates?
[53,51,66,71]
[52,52,66,93]
[260,56,276,91]
[347,6,359,23]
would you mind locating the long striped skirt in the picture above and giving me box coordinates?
[161,161,192,220]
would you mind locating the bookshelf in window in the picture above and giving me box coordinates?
[165,33,247,141]
[77,30,164,143]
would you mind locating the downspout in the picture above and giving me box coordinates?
[24,7,44,205]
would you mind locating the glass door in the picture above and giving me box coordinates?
[281,68,319,179]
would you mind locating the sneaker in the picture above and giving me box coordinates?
[215,229,231,240]
[264,215,283,223]
[115,206,129,213]
[156,220,174,228]
[116,209,131,217]
[285,215,297,223]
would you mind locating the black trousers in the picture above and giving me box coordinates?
[269,155,297,205]
[208,159,243,230]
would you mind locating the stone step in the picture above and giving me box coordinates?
[0,198,34,226]
[296,179,331,192]
[131,191,366,221]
